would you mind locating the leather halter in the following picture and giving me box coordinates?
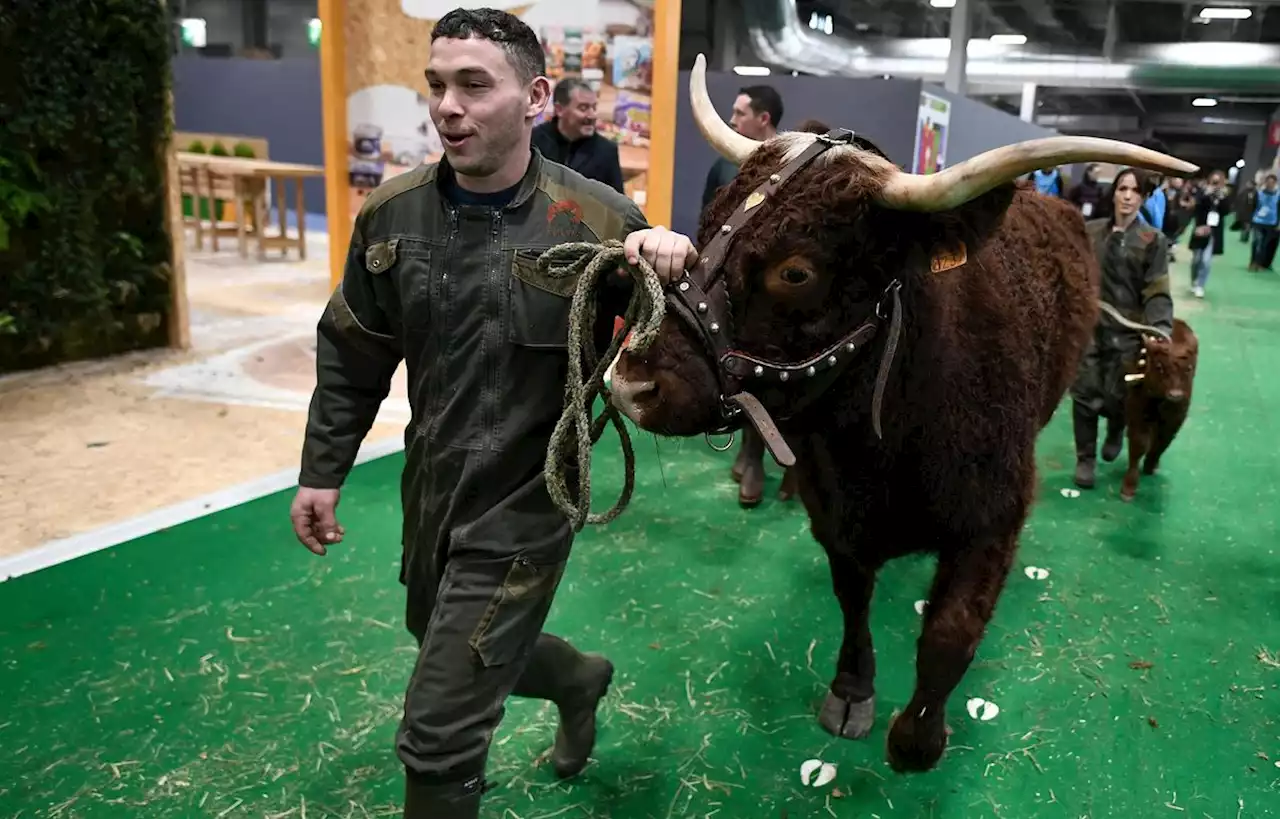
[665,128,904,468]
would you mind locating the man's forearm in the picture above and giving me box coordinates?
[298,315,400,488]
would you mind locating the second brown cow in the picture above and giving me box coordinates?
[1121,317,1198,500]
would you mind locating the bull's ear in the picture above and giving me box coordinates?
[917,183,1018,276]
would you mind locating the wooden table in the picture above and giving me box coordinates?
[176,152,325,260]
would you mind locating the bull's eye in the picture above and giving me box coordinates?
[781,267,811,286]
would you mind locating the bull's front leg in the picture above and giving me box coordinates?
[886,535,1014,773]
[1122,420,1152,501]
[817,548,878,740]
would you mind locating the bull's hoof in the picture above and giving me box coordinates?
[818,691,875,740]
[1142,459,1160,475]
[885,709,948,773]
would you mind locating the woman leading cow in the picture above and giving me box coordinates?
[1070,167,1175,489]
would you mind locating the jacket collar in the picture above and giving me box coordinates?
[436,146,545,210]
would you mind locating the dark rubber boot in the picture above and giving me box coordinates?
[1101,418,1125,462]
[737,426,765,508]
[511,635,615,779]
[403,773,484,819]
[550,653,614,778]
[1072,402,1099,489]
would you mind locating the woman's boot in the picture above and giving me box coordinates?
[1073,401,1099,489]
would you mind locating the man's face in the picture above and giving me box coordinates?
[1113,172,1142,219]
[556,86,598,139]
[1265,176,1278,192]
[1207,171,1225,190]
[425,37,544,178]
[730,94,770,141]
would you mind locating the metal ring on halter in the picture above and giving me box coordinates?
[705,430,736,452]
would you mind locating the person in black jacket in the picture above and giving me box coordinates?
[700,84,783,210]
[1187,169,1232,299]
[531,77,625,193]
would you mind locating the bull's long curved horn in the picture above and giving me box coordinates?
[689,53,761,164]
[875,136,1200,212]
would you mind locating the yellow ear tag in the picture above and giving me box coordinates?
[743,191,766,212]
[930,240,968,274]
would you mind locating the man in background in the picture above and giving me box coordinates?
[532,77,625,193]
[700,84,784,208]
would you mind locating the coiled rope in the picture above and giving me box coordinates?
[537,240,667,531]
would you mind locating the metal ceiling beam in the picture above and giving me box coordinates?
[746,0,1280,92]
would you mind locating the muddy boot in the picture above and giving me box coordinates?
[736,426,765,508]
[778,467,798,501]
[512,635,615,779]
[1072,401,1099,489]
[1101,417,1125,462]
[403,773,484,819]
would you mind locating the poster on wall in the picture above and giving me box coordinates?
[912,92,951,175]
[343,0,654,220]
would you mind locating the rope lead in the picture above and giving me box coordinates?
[538,240,667,531]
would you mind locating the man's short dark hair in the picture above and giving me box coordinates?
[430,8,546,84]
[553,77,594,106]
[739,85,784,129]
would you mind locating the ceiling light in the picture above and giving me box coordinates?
[930,0,957,7]
[1192,97,1218,106]
[990,34,1028,44]
[1236,159,1246,168]
[1198,7,1252,19]
[733,65,771,76]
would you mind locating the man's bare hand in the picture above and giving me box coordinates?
[290,487,344,556]
[623,225,699,284]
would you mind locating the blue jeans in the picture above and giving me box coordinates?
[1191,236,1214,289]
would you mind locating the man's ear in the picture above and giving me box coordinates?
[528,76,552,120]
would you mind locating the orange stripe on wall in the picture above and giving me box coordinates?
[647,0,682,229]
[318,0,350,291]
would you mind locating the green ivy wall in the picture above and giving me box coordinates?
[0,1,176,373]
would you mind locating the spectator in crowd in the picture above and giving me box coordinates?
[701,84,784,209]
[1032,165,1066,197]
[1187,169,1232,299]
[1248,172,1278,271]
[532,77,625,193]
[1139,172,1166,232]
[1067,164,1106,219]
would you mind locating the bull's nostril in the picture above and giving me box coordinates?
[611,375,658,420]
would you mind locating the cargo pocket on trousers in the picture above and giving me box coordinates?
[469,555,567,668]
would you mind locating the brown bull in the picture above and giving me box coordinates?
[610,55,1196,773]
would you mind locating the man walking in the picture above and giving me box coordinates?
[532,77,626,193]
[288,9,696,817]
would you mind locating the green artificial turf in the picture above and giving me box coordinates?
[2,238,1278,818]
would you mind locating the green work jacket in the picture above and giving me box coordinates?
[299,149,646,585]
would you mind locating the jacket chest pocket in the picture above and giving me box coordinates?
[366,238,434,332]
[508,248,578,349]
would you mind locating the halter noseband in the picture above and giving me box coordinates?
[664,128,904,468]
